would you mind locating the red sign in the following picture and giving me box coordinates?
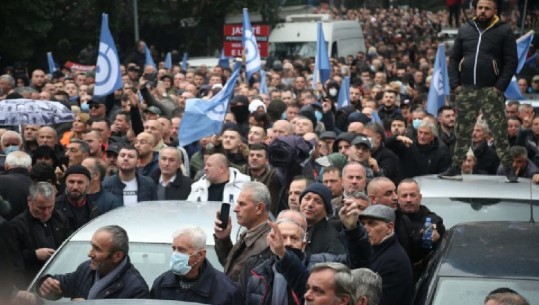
[223,24,270,58]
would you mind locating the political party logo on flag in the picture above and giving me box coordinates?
[242,8,261,80]
[312,22,331,89]
[178,61,242,146]
[426,43,449,116]
[94,13,123,96]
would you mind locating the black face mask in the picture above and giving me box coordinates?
[285,246,304,260]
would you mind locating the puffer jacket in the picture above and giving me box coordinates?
[187,167,250,203]
[449,16,517,91]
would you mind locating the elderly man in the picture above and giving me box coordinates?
[103,145,157,205]
[359,205,413,305]
[7,182,70,288]
[66,139,90,167]
[288,175,310,211]
[214,181,271,283]
[150,226,242,304]
[397,178,445,279]
[37,225,149,300]
[187,153,250,203]
[144,119,166,152]
[0,151,33,220]
[151,147,193,200]
[134,132,159,177]
[304,263,356,305]
[55,165,101,234]
[244,206,370,305]
[351,268,383,305]
[342,162,368,196]
[497,145,539,183]
[300,182,345,255]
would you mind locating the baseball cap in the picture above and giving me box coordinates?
[359,205,395,222]
[145,106,161,115]
[88,96,106,105]
[320,131,337,140]
[351,135,371,148]
[532,75,539,82]
[106,143,120,155]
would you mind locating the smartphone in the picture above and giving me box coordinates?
[219,203,231,229]
[408,78,415,89]
[144,73,157,82]
[59,156,69,167]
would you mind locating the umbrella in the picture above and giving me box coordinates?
[0,98,75,126]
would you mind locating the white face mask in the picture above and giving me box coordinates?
[329,88,338,97]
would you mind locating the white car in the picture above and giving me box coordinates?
[28,201,241,300]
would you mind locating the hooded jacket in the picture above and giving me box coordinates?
[448,16,517,91]
[187,167,250,203]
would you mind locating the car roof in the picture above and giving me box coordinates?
[437,221,539,279]
[415,175,539,200]
[69,201,239,245]
[55,300,204,305]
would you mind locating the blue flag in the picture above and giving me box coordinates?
[164,52,172,70]
[259,70,268,94]
[242,8,261,80]
[426,43,450,116]
[178,61,242,146]
[505,30,534,100]
[181,52,188,72]
[47,52,57,75]
[144,43,156,69]
[218,49,230,69]
[337,76,350,109]
[312,22,331,89]
[94,13,123,96]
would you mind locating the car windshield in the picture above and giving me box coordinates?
[423,198,539,228]
[270,42,317,58]
[432,277,539,304]
[30,241,221,292]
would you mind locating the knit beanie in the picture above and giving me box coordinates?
[299,182,333,215]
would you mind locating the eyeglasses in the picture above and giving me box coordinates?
[89,104,102,109]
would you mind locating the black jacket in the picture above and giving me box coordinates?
[449,16,517,91]
[370,234,414,305]
[473,141,500,175]
[0,167,33,220]
[103,172,157,204]
[306,218,346,255]
[150,259,242,305]
[151,169,193,200]
[55,194,101,235]
[40,257,149,300]
[371,145,401,185]
[7,209,69,288]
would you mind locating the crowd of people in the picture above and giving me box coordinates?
[0,0,537,304]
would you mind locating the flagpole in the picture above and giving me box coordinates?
[133,0,140,41]
[520,0,528,35]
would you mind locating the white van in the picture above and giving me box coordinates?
[268,14,366,59]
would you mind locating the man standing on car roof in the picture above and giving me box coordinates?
[439,0,518,182]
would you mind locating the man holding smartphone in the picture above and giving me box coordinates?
[213,181,271,283]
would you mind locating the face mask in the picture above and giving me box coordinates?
[170,251,193,275]
[315,111,323,122]
[281,112,287,120]
[329,88,338,96]
[4,145,19,155]
[81,103,90,112]
[412,119,422,130]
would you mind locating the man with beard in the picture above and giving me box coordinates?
[241,144,281,216]
[437,106,456,156]
[440,0,518,182]
[55,165,101,234]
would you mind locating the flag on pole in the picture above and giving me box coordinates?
[181,52,188,72]
[144,43,156,69]
[242,8,261,80]
[371,110,382,125]
[505,30,534,100]
[312,22,331,89]
[426,43,450,116]
[94,13,123,96]
[337,76,350,109]
[259,70,268,94]
[164,52,172,70]
[218,49,230,69]
[178,61,242,146]
[47,52,57,75]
